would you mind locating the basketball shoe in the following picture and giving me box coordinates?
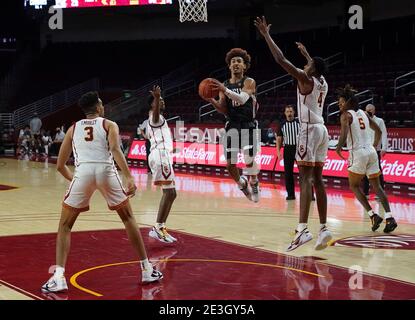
[370,214,383,231]
[383,217,398,233]
[239,176,252,201]
[142,268,163,284]
[314,226,333,250]
[250,181,260,203]
[286,228,313,252]
[149,226,177,243]
[41,275,68,293]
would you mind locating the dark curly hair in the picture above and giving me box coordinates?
[336,84,359,110]
[225,48,251,71]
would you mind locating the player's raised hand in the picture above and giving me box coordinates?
[150,85,161,99]
[254,16,271,36]
[125,177,137,198]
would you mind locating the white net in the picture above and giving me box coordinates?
[178,0,208,23]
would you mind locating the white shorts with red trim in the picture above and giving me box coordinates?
[296,123,328,167]
[63,163,128,212]
[149,148,175,187]
[348,146,380,178]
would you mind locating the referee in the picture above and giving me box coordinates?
[276,105,300,200]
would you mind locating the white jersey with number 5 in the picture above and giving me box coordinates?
[297,76,328,124]
[346,109,372,151]
[72,117,114,166]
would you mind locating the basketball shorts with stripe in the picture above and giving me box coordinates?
[296,123,329,167]
[348,146,381,178]
[149,148,175,187]
[63,163,128,212]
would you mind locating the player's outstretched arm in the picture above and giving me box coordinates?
[150,85,161,124]
[254,16,308,83]
[107,121,136,197]
[56,125,74,181]
[336,112,351,159]
[366,112,382,149]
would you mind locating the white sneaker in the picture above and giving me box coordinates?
[149,226,177,243]
[239,176,252,201]
[41,275,68,293]
[250,181,260,203]
[142,268,163,284]
[286,228,313,252]
[314,227,333,251]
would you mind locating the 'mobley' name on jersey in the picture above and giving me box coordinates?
[81,119,97,126]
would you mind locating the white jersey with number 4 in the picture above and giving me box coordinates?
[72,117,113,166]
[346,110,372,151]
[297,76,328,124]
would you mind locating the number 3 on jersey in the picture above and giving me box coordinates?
[358,118,366,129]
[84,127,94,141]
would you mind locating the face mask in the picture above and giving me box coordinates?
[367,111,373,117]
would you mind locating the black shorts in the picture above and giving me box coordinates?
[224,120,260,162]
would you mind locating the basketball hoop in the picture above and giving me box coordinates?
[178,0,208,23]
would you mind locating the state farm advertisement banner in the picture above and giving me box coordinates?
[127,140,277,171]
[128,140,415,184]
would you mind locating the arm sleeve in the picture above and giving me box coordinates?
[224,88,250,105]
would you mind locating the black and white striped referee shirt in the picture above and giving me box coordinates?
[277,118,300,146]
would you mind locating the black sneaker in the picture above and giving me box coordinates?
[383,217,398,233]
[286,195,296,200]
[370,214,383,232]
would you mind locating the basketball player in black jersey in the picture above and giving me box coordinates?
[204,48,260,202]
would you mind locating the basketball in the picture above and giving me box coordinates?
[198,78,219,100]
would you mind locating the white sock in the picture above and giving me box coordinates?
[156,222,164,230]
[367,209,374,217]
[54,266,65,277]
[140,258,152,271]
[384,212,393,219]
[237,177,246,188]
[296,223,307,232]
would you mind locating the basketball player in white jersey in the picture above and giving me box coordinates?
[336,85,398,233]
[41,92,162,293]
[146,86,177,243]
[255,16,331,251]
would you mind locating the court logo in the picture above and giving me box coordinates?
[348,5,363,30]
[331,234,415,249]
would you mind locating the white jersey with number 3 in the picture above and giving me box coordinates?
[297,76,328,124]
[72,117,114,166]
[346,110,372,151]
